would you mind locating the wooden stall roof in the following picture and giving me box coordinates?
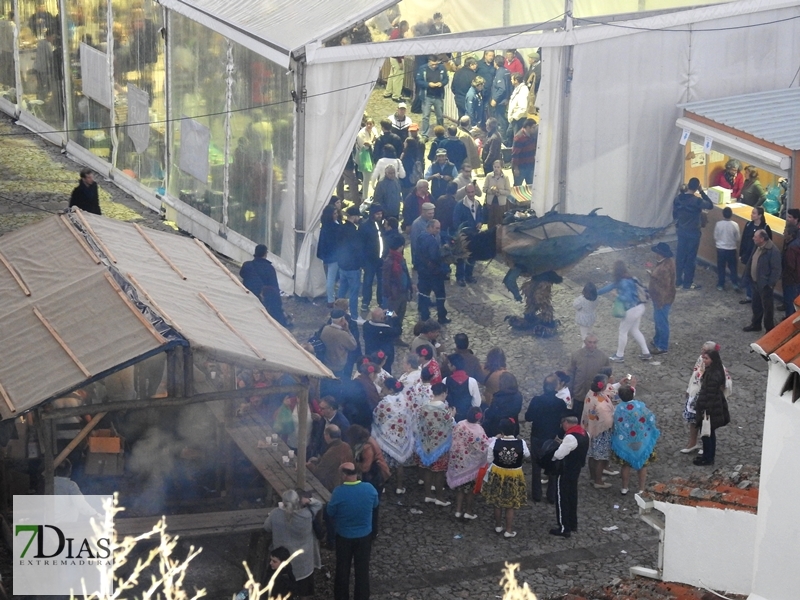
[0,211,333,421]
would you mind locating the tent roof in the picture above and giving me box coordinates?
[0,212,332,420]
[159,0,399,67]
[679,88,800,151]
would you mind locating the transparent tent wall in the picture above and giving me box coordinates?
[112,0,166,195]
[14,0,65,129]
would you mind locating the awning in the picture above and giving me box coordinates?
[676,116,792,173]
[158,0,400,67]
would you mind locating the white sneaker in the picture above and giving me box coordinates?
[434,499,451,507]
[603,469,620,476]
[454,511,462,518]
[620,488,629,495]
[609,355,625,363]
[463,513,478,520]
[395,488,406,495]
[424,497,436,503]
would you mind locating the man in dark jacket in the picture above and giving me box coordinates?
[550,416,589,538]
[525,374,568,504]
[69,168,101,215]
[358,204,385,312]
[372,166,402,220]
[415,219,450,324]
[782,209,800,317]
[240,244,289,327]
[489,55,511,137]
[416,55,449,140]
[373,120,402,162]
[451,57,478,118]
[452,184,483,286]
[672,178,713,290]
[439,126,467,173]
[363,308,400,372]
[336,207,364,319]
[475,50,496,109]
[448,333,484,381]
[743,229,782,332]
[400,124,425,194]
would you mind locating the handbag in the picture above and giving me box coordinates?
[612,297,626,318]
[700,412,711,437]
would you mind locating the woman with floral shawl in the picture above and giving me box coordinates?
[446,407,489,519]
[681,341,732,454]
[409,365,436,411]
[372,378,415,495]
[611,386,660,495]
[415,382,454,506]
[581,374,616,489]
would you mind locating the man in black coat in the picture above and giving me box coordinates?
[69,168,101,215]
[358,204,385,312]
[415,219,450,324]
[525,374,568,504]
[336,206,364,319]
[363,308,400,372]
[550,416,589,538]
[240,244,289,327]
[451,58,478,118]
[373,120,403,162]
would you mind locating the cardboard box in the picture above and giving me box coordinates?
[88,429,123,454]
[707,185,732,206]
[84,452,125,476]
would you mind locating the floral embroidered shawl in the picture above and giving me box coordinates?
[414,401,454,466]
[581,390,615,438]
[612,399,660,470]
[371,392,415,463]
[446,421,489,488]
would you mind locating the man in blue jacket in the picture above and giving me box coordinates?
[415,219,450,324]
[337,207,364,320]
[416,55,449,140]
[327,462,380,600]
[452,184,483,286]
[489,55,511,139]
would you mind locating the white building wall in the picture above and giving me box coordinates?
[655,500,757,595]
[748,361,800,600]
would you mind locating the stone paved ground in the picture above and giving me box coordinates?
[0,107,769,599]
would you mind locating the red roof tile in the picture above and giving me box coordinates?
[751,313,800,360]
[646,466,760,514]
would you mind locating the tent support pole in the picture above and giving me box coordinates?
[183,346,194,398]
[293,54,308,288]
[38,411,54,495]
[296,382,309,489]
[557,2,574,211]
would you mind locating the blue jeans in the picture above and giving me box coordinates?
[652,302,671,351]
[455,258,474,282]
[337,269,361,319]
[422,96,444,138]
[513,164,534,186]
[675,229,701,287]
[783,282,800,317]
[716,249,738,288]
[325,262,339,303]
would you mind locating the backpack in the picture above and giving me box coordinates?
[307,327,326,362]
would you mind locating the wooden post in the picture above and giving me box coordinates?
[183,346,194,398]
[38,412,54,495]
[296,385,308,489]
[53,413,106,469]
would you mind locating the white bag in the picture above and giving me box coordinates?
[700,413,711,438]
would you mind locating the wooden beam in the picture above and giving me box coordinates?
[102,272,166,344]
[41,384,307,420]
[198,292,265,360]
[127,273,179,328]
[134,223,187,280]
[0,381,16,414]
[60,215,101,264]
[74,210,117,263]
[33,307,91,377]
[296,386,308,489]
[53,412,106,468]
[193,239,250,294]
[0,250,30,296]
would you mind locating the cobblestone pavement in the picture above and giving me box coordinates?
[0,109,768,599]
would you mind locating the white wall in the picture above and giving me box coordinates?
[656,500,757,595]
[749,361,800,600]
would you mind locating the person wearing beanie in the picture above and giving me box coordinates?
[240,243,290,327]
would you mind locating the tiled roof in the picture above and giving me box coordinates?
[646,466,760,514]
[750,311,800,373]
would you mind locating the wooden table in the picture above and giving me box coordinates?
[206,401,331,504]
[115,507,272,538]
